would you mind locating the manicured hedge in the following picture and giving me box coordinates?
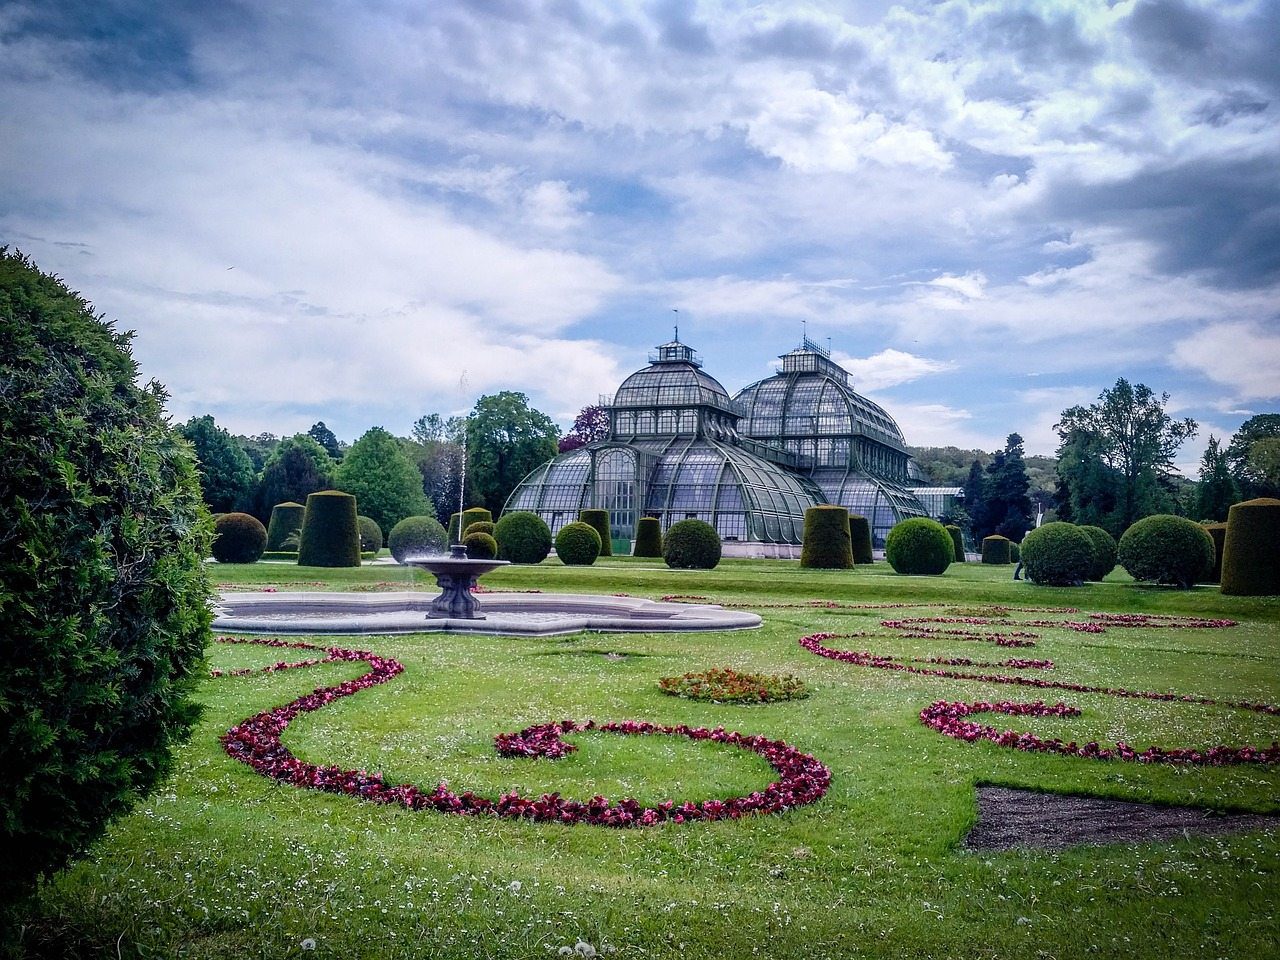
[801,505,853,569]
[1202,522,1227,585]
[296,490,362,567]
[981,535,1011,565]
[850,513,874,564]
[462,520,495,539]
[265,501,305,551]
[634,517,663,558]
[462,531,498,560]
[1118,514,1214,589]
[663,519,722,569]
[555,521,602,565]
[494,511,553,564]
[448,512,462,542]
[885,518,953,575]
[1078,524,1118,582]
[212,512,267,563]
[1010,541,1021,564]
[1220,498,1280,596]
[944,524,965,562]
[459,507,492,542]
[387,515,448,562]
[579,509,612,557]
[357,515,383,553]
[1020,522,1092,586]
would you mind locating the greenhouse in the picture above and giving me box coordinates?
[504,337,933,553]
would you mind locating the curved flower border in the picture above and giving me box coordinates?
[212,638,830,826]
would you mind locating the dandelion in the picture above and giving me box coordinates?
[508,880,522,893]
[574,942,597,957]
[300,938,317,951]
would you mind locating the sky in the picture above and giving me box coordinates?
[2,0,1278,471]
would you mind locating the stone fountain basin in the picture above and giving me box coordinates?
[212,591,761,636]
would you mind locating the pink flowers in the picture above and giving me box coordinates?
[215,638,830,826]
[657,668,810,704]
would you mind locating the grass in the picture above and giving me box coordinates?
[13,559,1280,959]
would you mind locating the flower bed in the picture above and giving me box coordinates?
[213,638,830,826]
[658,668,810,704]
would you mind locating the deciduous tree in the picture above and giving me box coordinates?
[333,427,431,534]
[466,392,560,514]
[252,434,334,521]
[178,414,256,513]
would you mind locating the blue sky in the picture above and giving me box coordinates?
[2,0,1277,469]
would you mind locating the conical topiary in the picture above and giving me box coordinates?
[297,490,362,567]
[801,505,853,569]
[981,535,1012,565]
[579,508,613,557]
[944,524,965,562]
[458,507,492,543]
[1202,522,1227,584]
[849,513,874,564]
[266,501,305,551]
[1220,498,1280,596]
[634,516,663,557]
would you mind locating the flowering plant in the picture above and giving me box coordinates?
[658,668,810,704]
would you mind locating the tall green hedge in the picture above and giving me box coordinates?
[1117,515,1214,589]
[885,518,953,575]
[458,507,492,543]
[212,512,267,563]
[663,519,722,569]
[579,508,613,557]
[297,490,362,567]
[634,516,663,557]
[801,505,853,569]
[1202,522,1227,585]
[850,513,874,564]
[1020,522,1092,586]
[556,521,602,565]
[494,511,552,564]
[1220,498,1280,596]
[1078,524,1118,582]
[981,535,1011,565]
[265,501,305,551]
[944,524,965,562]
[0,249,212,903]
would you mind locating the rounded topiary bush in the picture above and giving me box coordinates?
[555,521,601,565]
[1220,498,1280,596]
[297,490,362,567]
[1118,514,1215,589]
[800,505,853,569]
[357,515,383,553]
[981,535,1012,565]
[1202,521,1227,585]
[885,518,953,575]
[0,250,212,903]
[945,524,965,562]
[634,516,663,558]
[1078,524,1118,582]
[494,511,553,564]
[462,520,495,539]
[212,512,267,563]
[849,513,874,564]
[663,519,722,570]
[265,501,305,551]
[579,508,612,557]
[458,507,492,543]
[388,514,449,562]
[1009,541,1021,564]
[462,530,498,560]
[1020,522,1093,586]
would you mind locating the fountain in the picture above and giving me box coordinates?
[404,543,508,620]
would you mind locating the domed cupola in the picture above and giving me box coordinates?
[609,338,741,440]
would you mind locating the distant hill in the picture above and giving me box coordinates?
[909,446,1058,505]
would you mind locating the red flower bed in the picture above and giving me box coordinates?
[214,638,830,826]
[658,667,810,704]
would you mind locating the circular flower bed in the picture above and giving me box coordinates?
[212,638,830,826]
[658,668,810,704]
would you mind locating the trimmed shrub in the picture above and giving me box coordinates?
[1202,522,1227,585]
[462,531,498,560]
[1078,524,1118,582]
[494,511,553,564]
[945,524,965,562]
[0,249,212,903]
[388,515,449,562]
[634,516,663,558]
[212,512,267,563]
[1010,541,1021,564]
[462,520,495,539]
[265,501,305,551]
[801,505,853,569]
[1220,498,1280,596]
[357,515,383,553]
[555,521,601,565]
[579,508,613,557]
[885,518,953,575]
[459,507,492,542]
[1021,522,1093,586]
[1118,514,1215,589]
[850,514,874,564]
[981,535,1011,565]
[448,512,462,542]
[296,490,362,567]
[663,519,722,569]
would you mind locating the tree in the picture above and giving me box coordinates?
[235,431,279,472]
[466,391,560,514]
[1,249,211,904]
[252,434,334,521]
[333,427,432,534]
[402,436,464,524]
[1194,435,1238,522]
[961,460,987,538]
[1247,437,1280,492]
[1226,414,1280,498]
[1054,427,1123,535]
[985,433,1034,541]
[411,412,466,445]
[308,421,343,461]
[559,404,611,452]
[178,414,256,513]
[1054,378,1197,532]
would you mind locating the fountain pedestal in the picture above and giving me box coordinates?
[405,544,510,620]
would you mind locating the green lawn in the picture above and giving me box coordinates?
[16,559,1280,959]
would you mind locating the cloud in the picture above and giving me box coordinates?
[833,349,954,391]
[1171,322,1280,403]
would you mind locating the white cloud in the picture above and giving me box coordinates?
[1171,322,1280,403]
[833,348,954,391]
